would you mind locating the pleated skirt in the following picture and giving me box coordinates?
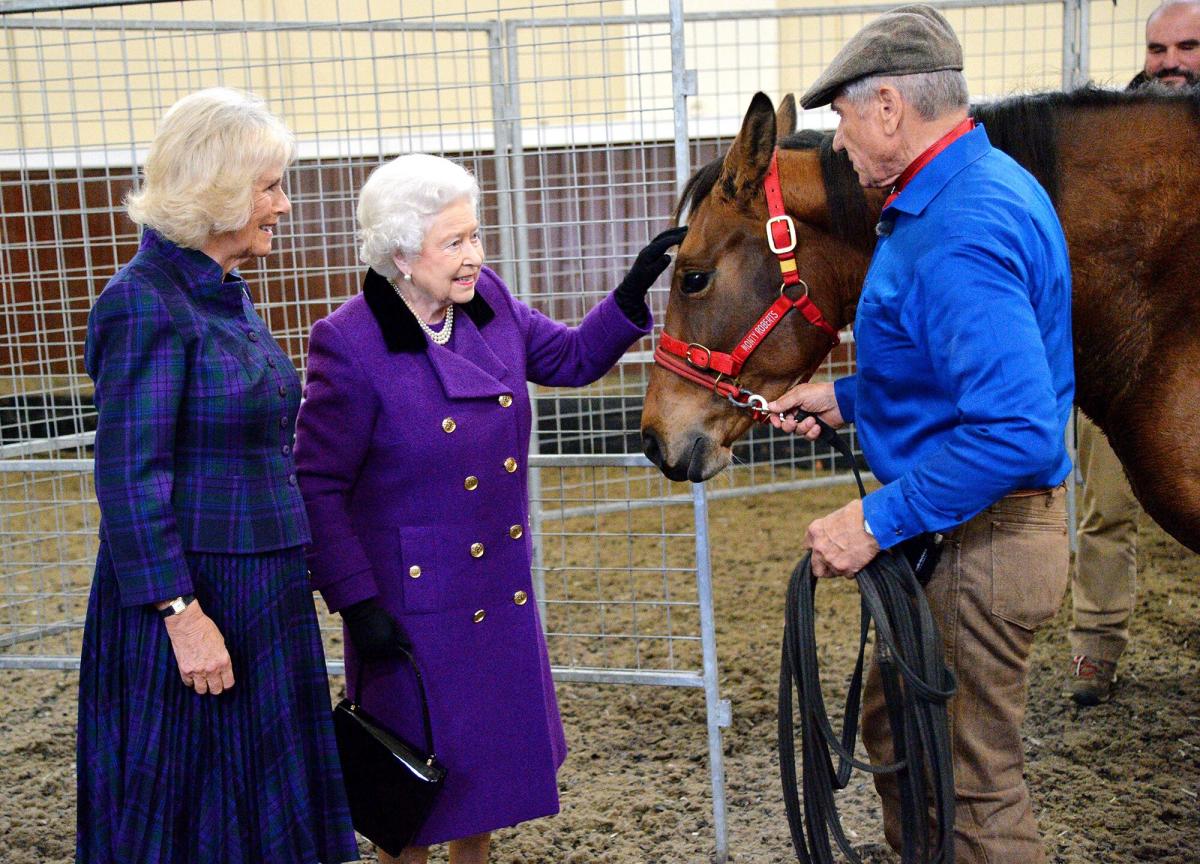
[76,543,360,864]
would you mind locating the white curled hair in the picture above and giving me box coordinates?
[125,87,295,250]
[841,69,969,121]
[356,153,481,278]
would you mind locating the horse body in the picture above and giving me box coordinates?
[641,89,1200,553]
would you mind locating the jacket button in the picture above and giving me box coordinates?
[473,609,486,624]
[464,475,479,491]
[278,385,287,397]
[442,417,456,433]
[509,524,523,540]
[279,417,288,428]
[470,542,484,558]
[267,356,276,368]
[281,444,291,456]
[287,473,297,486]
[504,457,517,473]
[498,394,512,408]
[409,565,421,578]
[513,590,528,606]
[247,330,259,341]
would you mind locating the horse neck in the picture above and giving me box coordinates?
[777,147,881,329]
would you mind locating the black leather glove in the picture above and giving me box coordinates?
[340,597,411,660]
[614,225,689,327]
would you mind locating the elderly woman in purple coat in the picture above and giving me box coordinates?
[78,88,357,863]
[294,153,684,863]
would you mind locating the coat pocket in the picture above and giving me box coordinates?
[990,519,1069,630]
[396,526,479,613]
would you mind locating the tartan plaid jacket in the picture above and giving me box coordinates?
[85,229,311,608]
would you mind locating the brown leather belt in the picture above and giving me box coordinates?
[1006,487,1055,498]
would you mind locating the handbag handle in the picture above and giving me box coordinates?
[353,647,439,761]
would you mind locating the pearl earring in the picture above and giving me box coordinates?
[402,273,412,282]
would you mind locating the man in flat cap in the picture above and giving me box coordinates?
[768,5,1073,862]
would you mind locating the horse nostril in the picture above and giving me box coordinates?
[641,430,663,468]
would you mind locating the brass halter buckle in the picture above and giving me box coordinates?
[685,342,713,370]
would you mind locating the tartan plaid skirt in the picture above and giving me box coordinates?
[76,544,359,864]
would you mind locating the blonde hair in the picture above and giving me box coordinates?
[357,153,480,278]
[126,87,295,249]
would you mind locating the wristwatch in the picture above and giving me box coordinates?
[157,594,196,618]
[862,518,875,537]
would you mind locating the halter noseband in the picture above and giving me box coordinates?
[653,149,841,422]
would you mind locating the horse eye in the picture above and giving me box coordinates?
[681,271,713,294]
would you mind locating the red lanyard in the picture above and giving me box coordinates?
[883,117,975,210]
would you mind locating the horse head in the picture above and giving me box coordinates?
[641,92,879,482]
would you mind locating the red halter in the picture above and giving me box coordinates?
[653,150,841,422]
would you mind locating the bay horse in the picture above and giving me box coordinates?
[641,89,1200,553]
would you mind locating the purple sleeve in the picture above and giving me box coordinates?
[86,281,193,608]
[519,291,652,387]
[294,317,381,613]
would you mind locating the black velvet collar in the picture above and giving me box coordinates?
[362,267,495,353]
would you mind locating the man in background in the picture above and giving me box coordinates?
[1067,0,1200,706]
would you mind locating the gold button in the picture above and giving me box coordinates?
[464,475,479,491]
[509,524,524,540]
[513,590,528,606]
[498,394,513,408]
[470,542,484,558]
[504,457,517,473]
[408,564,421,578]
[473,609,486,623]
[442,417,456,433]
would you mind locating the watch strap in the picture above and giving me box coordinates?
[158,594,196,618]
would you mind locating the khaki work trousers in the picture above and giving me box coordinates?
[863,486,1069,864]
[1069,415,1140,664]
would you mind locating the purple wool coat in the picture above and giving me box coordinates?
[294,266,650,844]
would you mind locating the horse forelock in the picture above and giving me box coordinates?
[675,130,873,248]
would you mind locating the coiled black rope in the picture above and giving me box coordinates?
[777,416,958,863]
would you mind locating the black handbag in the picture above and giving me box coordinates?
[333,648,446,857]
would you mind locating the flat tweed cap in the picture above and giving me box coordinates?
[800,4,963,109]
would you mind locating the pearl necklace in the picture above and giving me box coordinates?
[389,279,453,346]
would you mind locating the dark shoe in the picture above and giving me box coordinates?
[1068,654,1117,706]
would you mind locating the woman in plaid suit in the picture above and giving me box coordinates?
[76,88,357,864]
[294,154,683,863]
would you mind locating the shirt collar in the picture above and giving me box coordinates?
[883,123,992,217]
[139,227,248,306]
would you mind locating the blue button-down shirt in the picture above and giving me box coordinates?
[833,124,1074,548]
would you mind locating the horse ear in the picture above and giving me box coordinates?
[717,92,777,203]
[776,93,797,141]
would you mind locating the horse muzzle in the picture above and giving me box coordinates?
[641,428,729,483]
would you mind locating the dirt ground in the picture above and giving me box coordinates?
[1,483,1197,863]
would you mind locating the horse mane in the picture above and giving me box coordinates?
[675,86,1200,243]
[674,129,874,250]
[969,84,1200,204]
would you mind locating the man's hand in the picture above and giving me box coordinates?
[805,498,879,578]
[162,601,235,695]
[766,381,844,440]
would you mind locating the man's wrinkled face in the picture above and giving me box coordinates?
[831,94,903,189]
[1144,3,1200,87]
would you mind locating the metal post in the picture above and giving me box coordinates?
[486,22,518,290]
[502,20,548,625]
[670,7,727,861]
[692,480,730,864]
[1061,0,1088,89]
